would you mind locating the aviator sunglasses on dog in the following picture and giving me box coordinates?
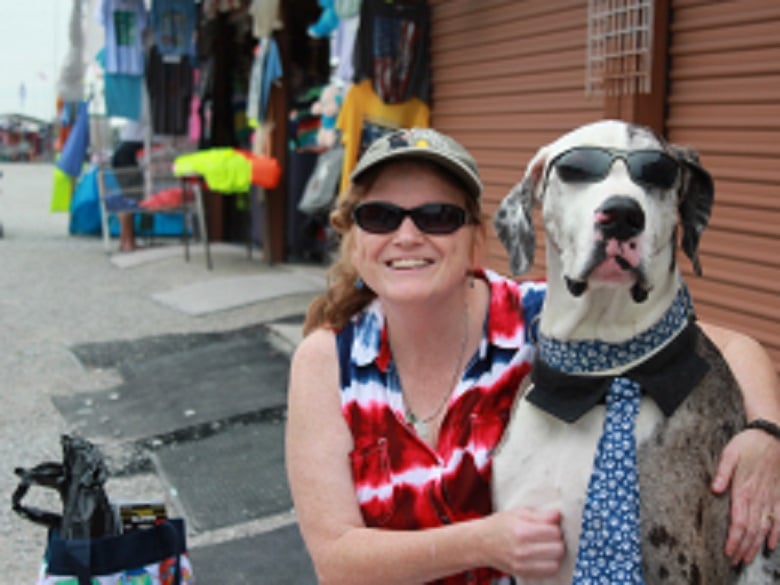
[352,202,470,235]
[548,147,680,190]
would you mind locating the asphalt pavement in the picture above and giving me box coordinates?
[0,162,322,583]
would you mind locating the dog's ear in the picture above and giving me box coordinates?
[668,144,714,276]
[493,151,547,275]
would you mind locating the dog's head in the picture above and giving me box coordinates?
[494,120,714,302]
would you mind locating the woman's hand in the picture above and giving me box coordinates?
[711,428,780,565]
[480,507,565,578]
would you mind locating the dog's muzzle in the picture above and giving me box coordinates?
[565,196,651,303]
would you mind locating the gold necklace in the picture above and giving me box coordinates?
[396,299,470,442]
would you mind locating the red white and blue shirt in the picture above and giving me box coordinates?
[335,269,545,584]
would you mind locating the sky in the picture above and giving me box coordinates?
[0,0,100,122]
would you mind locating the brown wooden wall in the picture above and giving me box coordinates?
[429,0,603,280]
[665,0,780,367]
[428,0,780,369]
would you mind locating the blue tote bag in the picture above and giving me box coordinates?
[38,519,194,585]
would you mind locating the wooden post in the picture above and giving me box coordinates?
[603,0,671,135]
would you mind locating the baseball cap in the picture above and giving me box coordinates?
[349,128,483,200]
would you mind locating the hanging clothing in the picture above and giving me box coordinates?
[96,47,144,121]
[150,0,197,58]
[173,148,281,192]
[51,166,74,213]
[246,40,269,128]
[99,0,148,75]
[353,0,431,104]
[55,99,77,151]
[336,79,430,194]
[188,69,202,143]
[335,0,362,19]
[56,100,90,178]
[146,46,194,135]
[333,16,360,85]
[257,39,282,123]
[246,38,283,128]
[104,74,144,120]
[202,0,243,19]
[249,0,282,39]
[194,10,256,146]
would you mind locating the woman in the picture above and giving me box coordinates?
[286,128,780,584]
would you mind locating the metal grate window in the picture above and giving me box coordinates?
[587,0,654,96]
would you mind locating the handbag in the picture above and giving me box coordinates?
[12,436,118,540]
[37,519,194,585]
[298,145,344,215]
[12,435,194,585]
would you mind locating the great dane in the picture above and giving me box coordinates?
[492,120,777,583]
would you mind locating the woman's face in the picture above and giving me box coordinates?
[351,160,482,306]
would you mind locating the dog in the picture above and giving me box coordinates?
[492,119,777,583]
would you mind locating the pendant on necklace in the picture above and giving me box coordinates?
[406,409,429,441]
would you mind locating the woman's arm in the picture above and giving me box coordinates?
[702,322,780,422]
[700,321,780,565]
[285,329,563,584]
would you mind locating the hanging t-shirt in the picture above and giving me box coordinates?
[249,0,281,39]
[100,0,147,75]
[333,16,359,85]
[150,0,197,58]
[246,38,283,127]
[146,46,194,135]
[353,0,431,104]
[336,79,430,194]
[98,47,143,120]
[104,74,143,120]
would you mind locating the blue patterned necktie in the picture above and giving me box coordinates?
[573,376,645,584]
[535,285,696,584]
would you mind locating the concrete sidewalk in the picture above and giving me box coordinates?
[0,163,322,582]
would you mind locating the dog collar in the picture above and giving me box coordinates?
[537,285,695,372]
[528,287,709,422]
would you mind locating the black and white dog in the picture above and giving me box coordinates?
[492,120,776,583]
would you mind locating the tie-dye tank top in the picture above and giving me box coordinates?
[335,269,545,584]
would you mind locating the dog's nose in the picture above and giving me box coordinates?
[595,196,645,241]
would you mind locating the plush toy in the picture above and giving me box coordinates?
[311,83,344,148]
[308,0,339,39]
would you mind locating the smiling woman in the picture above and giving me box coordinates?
[288,128,567,584]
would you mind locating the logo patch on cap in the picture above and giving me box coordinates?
[388,131,411,149]
[350,127,483,200]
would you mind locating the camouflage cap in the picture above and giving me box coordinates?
[350,127,483,200]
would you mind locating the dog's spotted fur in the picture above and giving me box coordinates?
[492,120,778,583]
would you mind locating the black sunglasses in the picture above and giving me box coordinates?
[547,147,680,190]
[352,202,470,235]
